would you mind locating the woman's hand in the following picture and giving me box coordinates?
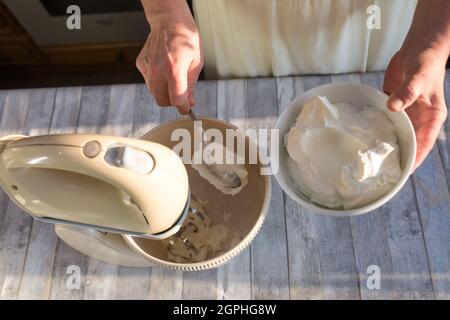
[384,46,448,172]
[384,0,450,173]
[137,0,203,114]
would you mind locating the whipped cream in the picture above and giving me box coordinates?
[285,96,402,209]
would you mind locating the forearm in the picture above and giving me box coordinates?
[402,0,450,60]
[140,0,193,27]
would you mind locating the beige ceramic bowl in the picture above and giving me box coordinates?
[124,117,271,270]
[273,83,416,217]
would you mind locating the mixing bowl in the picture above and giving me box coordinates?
[272,83,416,217]
[124,117,271,270]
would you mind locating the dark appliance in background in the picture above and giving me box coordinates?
[0,0,177,88]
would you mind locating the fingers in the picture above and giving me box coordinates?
[407,100,447,173]
[167,65,191,114]
[387,73,425,112]
[187,60,202,106]
[150,76,171,107]
[410,117,442,173]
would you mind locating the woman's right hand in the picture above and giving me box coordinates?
[136,0,203,114]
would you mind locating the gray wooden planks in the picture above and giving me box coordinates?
[0,89,32,299]
[0,89,12,236]
[216,79,252,300]
[132,84,161,138]
[17,88,57,300]
[0,71,448,300]
[413,145,450,299]
[193,80,218,119]
[277,77,324,299]
[246,78,290,299]
[149,268,183,299]
[48,87,88,300]
[424,69,450,298]
[0,90,11,297]
[75,85,120,299]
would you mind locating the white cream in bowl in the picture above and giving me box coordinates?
[285,96,402,209]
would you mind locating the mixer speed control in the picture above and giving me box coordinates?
[104,146,154,174]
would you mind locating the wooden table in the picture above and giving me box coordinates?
[0,72,449,300]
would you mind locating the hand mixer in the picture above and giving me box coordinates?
[0,134,191,240]
[0,130,243,261]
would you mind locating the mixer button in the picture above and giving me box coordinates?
[105,146,154,174]
[83,140,101,158]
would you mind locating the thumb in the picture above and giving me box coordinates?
[387,74,424,112]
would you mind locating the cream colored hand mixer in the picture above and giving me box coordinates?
[0,134,193,239]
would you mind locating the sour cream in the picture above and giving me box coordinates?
[285,96,402,209]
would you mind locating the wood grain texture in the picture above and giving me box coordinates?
[0,203,9,295]
[48,87,87,300]
[276,77,324,299]
[0,89,14,254]
[0,72,448,300]
[76,85,120,300]
[149,268,183,300]
[132,85,161,138]
[413,146,450,299]
[17,88,57,300]
[216,79,252,300]
[0,89,32,299]
[246,78,290,299]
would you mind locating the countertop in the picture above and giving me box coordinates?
[0,71,449,299]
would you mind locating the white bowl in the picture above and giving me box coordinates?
[273,83,416,217]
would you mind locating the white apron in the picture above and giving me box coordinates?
[193,0,417,78]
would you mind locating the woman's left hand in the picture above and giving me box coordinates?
[384,46,448,173]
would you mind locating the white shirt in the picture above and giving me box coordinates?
[193,0,417,78]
